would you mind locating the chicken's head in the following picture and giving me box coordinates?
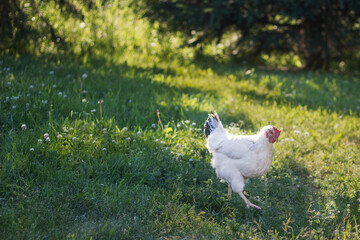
[265,126,281,143]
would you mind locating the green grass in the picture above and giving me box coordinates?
[1,54,359,239]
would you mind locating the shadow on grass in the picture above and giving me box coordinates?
[1,54,254,129]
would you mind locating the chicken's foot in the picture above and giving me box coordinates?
[239,192,261,210]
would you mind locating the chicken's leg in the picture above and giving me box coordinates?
[231,174,261,209]
[228,184,232,200]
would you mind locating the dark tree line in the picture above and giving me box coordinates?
[139,0,360,70]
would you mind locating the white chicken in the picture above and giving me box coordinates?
[204,111,281,209]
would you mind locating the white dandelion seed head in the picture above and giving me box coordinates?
[103,128,107,132]
[45,137,50,142]
[79,22,86,29]
[102,148,107,151]
[52,84,56,88]
[82,98,87,103]
[21,124,26,130]
[72,137,77,142]
[90,109,96,113]
[58,92,63,96]
[30,148,34,151]
[82,73,88,79]
[44,133,49,139]
[137,131,141,136]
[98,99,103,104]
[122,127,128,131]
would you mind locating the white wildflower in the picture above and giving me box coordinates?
[122,127,128,131]
[102,148,107,151]
[82,73,88,79]
[45,137,50,142]
[49,71,54,75]
[184,120,190,124]
[103,128,107,132]
[72,137,77,142]
[82,98,87,103]
[44,133,49,139]
[58,92,63,96]
[12,105,16,109]
[30,148,34,151]
[38,139,43,144]
[151,123,156,128]
[57,134,62,138]
[30,85,34,89]
[126,137,131,141]
[245,69,252,75]
[52,84,56,88]
[192,122,196,126]
[27,94,30,97]
[137,131,141,136]
[90,109,96,113]
[79,22,86,29]
[21,124,26,130]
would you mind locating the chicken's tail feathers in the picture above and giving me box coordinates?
[204,111,223,138]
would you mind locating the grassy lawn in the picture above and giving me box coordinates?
[0,53,359,239]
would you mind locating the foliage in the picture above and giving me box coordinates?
[139,0,360,70]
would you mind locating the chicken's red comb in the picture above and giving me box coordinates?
[272,126,281,133]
